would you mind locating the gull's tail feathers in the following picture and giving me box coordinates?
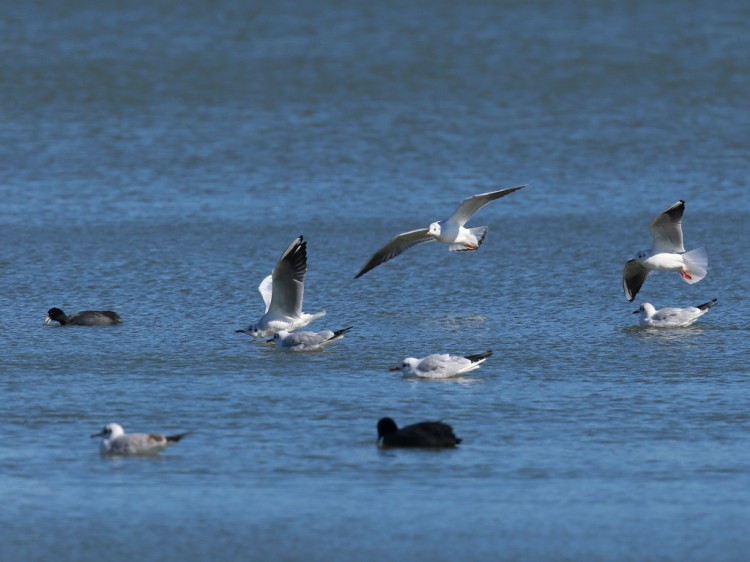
[450,227,488,252]
[680,247,708,284]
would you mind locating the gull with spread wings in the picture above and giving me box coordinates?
[622,200,708,302]
[236,236,326,337]
[355,185,526,278]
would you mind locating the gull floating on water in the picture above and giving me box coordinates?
[91,423,187,456]
[377,417,462,448]
[634,298,717,328]
[623,200,708,302]
[389,350,492,379]
[236,236,325,337]
[355,185,526,278]
[272,326,353,351]
[45,307,121,326]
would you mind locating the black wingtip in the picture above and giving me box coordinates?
[354,263,371,279]
[465,350,492,363]
[696,298,718,311]
[662,200,686,219]
[166,432,189,443]
[332,326,354,338]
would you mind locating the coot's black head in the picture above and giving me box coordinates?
[377,417,399,438]
[47,308,67,323]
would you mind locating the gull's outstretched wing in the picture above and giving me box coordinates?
[258,274,273,313]
[268,236,307,318]
[355,228,434,278]
[623,259,650,302]
[650,200,685,253]
[446,185,526,226]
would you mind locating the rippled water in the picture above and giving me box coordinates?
[1,1,749,561]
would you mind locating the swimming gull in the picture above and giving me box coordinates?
[272,326,353,351]
[389,350,492,379]
[91,423,187,456]
[634,298,717,327]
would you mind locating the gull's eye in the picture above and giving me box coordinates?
[402,362,407,368]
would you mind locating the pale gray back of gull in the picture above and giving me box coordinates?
[355,185,526,278]
[622,200,708,302]
[236,236,326,337]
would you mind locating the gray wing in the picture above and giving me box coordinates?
[650,200,685,253]
[623,259,650,302]
[417,354,456,376]
[652,308,692,324]
[258,274,273,313]
[446,185,526,226]
[285,330,332,347]
[110,433,166,455]
[268,237,307,318]
[355,228,435,278]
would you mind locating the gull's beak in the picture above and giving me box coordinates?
[388,366,401,372]
[235,329,246,333]
[90,431,103,438]
[632,310,640,314]
[265,338,274,343]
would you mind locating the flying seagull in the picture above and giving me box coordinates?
[389,350,492,379]
[91,423,187,456]
[622,200,708,302]
[236,236,326,337]
[376,417,462,448]
[355,185,526,278]
[634,298,717,328]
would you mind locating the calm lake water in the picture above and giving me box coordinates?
[1,1,749,561]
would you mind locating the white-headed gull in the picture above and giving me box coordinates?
[377,417,462,448]
[91,423,187,456]
[272,326,353,351]
[623,200,708,302]
[45,307,121,326]
[634,298,717,327]
[389,350,492,379]
[355,185,526,278]
[236,236,325,337]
